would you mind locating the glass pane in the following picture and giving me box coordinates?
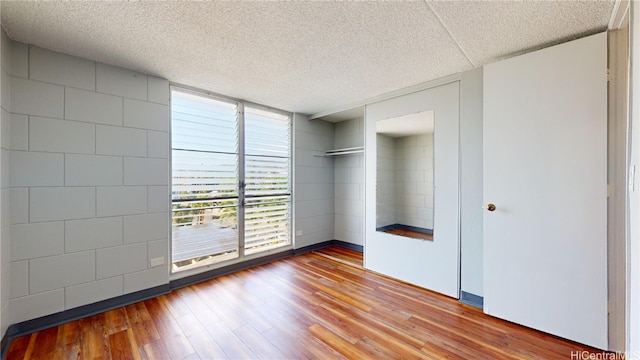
[172,150,238,200]
[243,106,292,255]
[244,196,291,255]
[245,155,290,196]
[172,91,238,153]
[171,89,240,271]
[244,107,291,158]
[172,199,239,271]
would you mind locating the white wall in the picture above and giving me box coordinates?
[376,134,395,227]
[459,68,484,297]
[365,81,460,298]
[0,26,12,338]
[376,133,434,230]
[629,1,640,353]
[395,133,434,230]
[294,114,334,248]
[334,118,364,246]
[8,42,170,325]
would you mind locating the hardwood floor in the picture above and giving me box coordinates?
[312,246,364,268]
[7,246,604,359]
[384,228,434,241]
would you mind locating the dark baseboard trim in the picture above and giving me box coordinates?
[1,284,170,359]
[376,224,433,235]
[1,240,361,358]
[170,240,362,290]
[330,240,363,252]
[459,291,484,309]
[293,240,334,256]
[293,240,363,256]
[169,250,293,291]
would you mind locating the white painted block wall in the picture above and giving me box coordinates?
[0,27,12,337]
[333,118,364,246]
[375,133,434,231]
[395,133,434,230]
[376,134,395,227]
[294,114,335,248]
[8,42,170,325]
[0,41,486,335]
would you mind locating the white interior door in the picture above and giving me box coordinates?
[365,82,460,298]
[483,33,608,349]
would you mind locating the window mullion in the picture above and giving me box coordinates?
[238,102,246,258]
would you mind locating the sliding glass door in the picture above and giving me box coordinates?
[170,88,291,273]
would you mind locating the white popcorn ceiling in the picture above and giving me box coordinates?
[0,1,614,115]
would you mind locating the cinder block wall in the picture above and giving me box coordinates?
[333,118,364,246]
[293,114,335,248]
[1,27,13,337]
[395,133,434,230]
[8,42,170,324]
[376,133,395,228]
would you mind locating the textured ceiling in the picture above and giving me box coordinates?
[0,1,614,115]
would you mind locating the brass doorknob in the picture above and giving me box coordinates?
[486,203,496,212]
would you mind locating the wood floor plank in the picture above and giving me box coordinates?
[116,305,159,350]
[124,303,153,325]
[80,328,111,360]
[385,228,434,240]
[140,339,170,360]
[309,323,372,360]
[160,334,196,360]
[231,303,274,333]
[232,324,286,359]
[28,326,57,359]
[185,329,227,359]
[176,285,222,327]
[56,321,82,346]
[262,268,366,345]
[313,245,364,268]
[158,291,191,319]
[19,334,37,360]
[105,307,131,336]
[143,297,184,339]
[173,313,208,337]
[356,335,425,360]
[129,320,161,348]
[79,313,108,334]
[5,334,30,360]
[5,246,612,360]
[304,256,373,290]
[190,283,248,331]
[204,321,257,359]
[214,275,266,308]
[109,330,136,360]
[282,288,364,345]
[49,343,81,360]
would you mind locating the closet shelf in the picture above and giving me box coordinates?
[322,146,364,157]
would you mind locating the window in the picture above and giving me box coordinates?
[171,88,291,272]
[244,106,292,255]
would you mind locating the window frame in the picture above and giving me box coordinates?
[169,84,294,279]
